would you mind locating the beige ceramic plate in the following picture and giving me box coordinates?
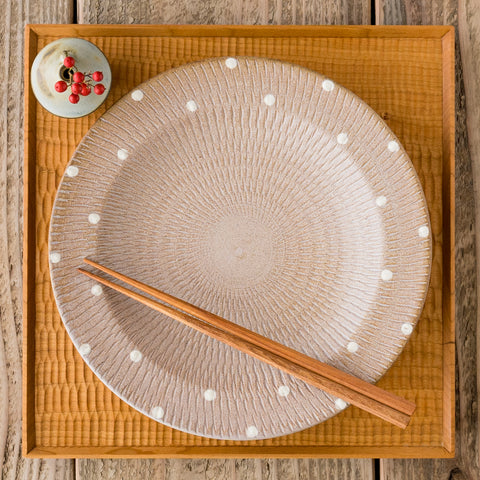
[49,57,432,440]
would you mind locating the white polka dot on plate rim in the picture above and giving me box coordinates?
[278,385,290,397]
[131,90,144,101]
[347,342,359,353]
[91,284,103,296]
[204,389,217,401]
[401,323,414,335]
[246,426,258,438]
[186,100,198,112]
[418,226,430,238]
[337,133,348,145]
[381,269,393,281]
[335,398,347,410]
[117,148,128,160]
[322,79,334,92]
[50,252,61,263]
[376,196,387,207]
[263,94,275,106]
[225,57,238,69]
[130,350,142,362]
[66,165,78,177]
[151,406,164,419]
[79,343,91,355]
[388,140,400,152]
[88,213,100,225]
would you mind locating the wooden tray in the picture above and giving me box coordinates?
[23,24,455,459]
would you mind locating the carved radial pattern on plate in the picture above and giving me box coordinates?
[49,58,432,440]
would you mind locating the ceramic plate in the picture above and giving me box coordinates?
[49,57,432,440]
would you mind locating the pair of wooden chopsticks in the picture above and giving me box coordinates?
[79,259,415,428]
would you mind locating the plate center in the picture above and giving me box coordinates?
[204,215,276,288]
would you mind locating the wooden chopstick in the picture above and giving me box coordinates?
[79,259,416,428]
[84,258,415,416]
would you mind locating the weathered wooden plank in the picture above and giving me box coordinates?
[77,0,370,25]
[380,460,464,480]
[1,2,75,479]
[26,1,74,24]
[234,459,374,480]
[375,0,455,24]
[163,459,233,479]
[457,1,480,475]
[76,459,167,479]
[76,458,375,480]
[377,0,479,479]
[296,459,374,480]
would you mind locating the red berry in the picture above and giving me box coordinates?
[69,94,80,104]
[55,80,67,92]
[80,84,91,96]
[63,56,75,68]
[92,71,103,82]
[71,83,82,94]
[73,71,85,83]
[94,83,105,95]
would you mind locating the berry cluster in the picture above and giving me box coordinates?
[55,54,105,104]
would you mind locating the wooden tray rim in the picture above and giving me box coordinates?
[22,24,455,459]
[26,23,453,38]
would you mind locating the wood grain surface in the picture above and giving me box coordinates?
[76,458,374,479]
[1,1,478,480]
[26,23,452,460]
[376,0,480,478]
[1,2,75,480]
[77,0,370,25]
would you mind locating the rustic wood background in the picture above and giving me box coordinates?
[1,0,478,478]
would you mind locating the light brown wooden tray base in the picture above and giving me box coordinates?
[23,24,455,458]
[28,446,452,459]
